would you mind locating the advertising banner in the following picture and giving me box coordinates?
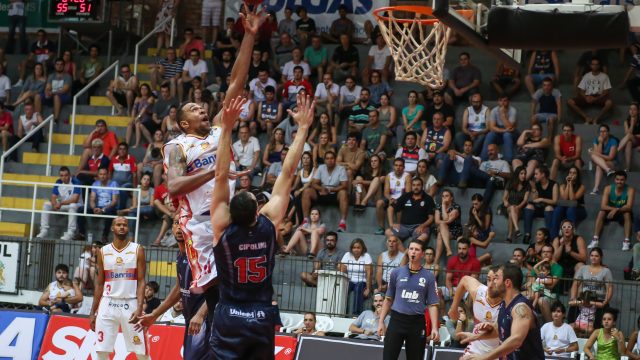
[0,310,50,360]
[0,241,20,294]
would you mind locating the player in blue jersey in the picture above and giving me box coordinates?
[209,93,315,359]
[459,263,545,360]
[134,213,210,359]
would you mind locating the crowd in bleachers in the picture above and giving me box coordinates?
[4,1,640,355]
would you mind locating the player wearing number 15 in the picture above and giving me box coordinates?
[211,94,315,359]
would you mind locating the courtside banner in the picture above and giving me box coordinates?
[39,315,184,360]
[275,334,297,360]
[294,335,412,359]
[0,310,49,360]
[432,347,464,360]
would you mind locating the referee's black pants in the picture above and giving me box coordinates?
[383,310,426,360]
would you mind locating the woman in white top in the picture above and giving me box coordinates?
[16,102,44,151]
[294,312,326,337]
[354,154,386,210]
[281,208,325,258]
[340,238,373,315]
[626,315,640,360]
[540,301,579,357]
[291,151,316,224]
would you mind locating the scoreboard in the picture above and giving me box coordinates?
[47,0,106,23]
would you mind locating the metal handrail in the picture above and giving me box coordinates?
[0,179,141,243]
[133,16,176,76]
[0,115,55,221]
[69,60,120,155]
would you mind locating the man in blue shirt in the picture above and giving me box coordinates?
[89,167,119,241]
[379,239,440,360]
[37,166,83,240]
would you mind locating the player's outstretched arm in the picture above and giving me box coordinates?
[165,143,215,197]
[211,97,246,240]
[261,94,315,227]
[134,282,182,331]
[89,249,105,331]
[448,275,481,321]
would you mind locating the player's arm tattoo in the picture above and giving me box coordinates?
[167,145,186,177]
[513,303,531,320]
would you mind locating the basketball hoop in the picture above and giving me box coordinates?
[374,5,453,89]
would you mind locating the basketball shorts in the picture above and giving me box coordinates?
[180,213,217,293]
[211,302,278,360]
[183,313,212,360]
[95,297,149,355]
[201,0,222,27]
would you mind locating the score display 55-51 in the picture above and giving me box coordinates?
[48,0,106,23]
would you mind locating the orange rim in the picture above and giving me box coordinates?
[373,5,439,25]
[373,6,474,25]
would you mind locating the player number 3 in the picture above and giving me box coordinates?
[234,256,267,283]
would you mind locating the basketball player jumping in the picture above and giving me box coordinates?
[459,263,545,360]
[163,2,265,307]
[89,217,148,360]
[209,94,315,359]
[447,269,502,359]
[134,213,210,359]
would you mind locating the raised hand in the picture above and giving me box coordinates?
[221,96,247,130]
[240,1,267,36]
[286,94,316,130]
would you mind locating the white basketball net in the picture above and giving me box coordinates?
[376,10,451,89]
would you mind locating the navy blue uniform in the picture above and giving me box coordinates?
[211,214,279,360]
[497,293,545,360]
[176,252,211,360]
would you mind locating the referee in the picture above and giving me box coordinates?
[378,239,440,360]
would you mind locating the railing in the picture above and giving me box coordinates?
[0,115,55,221]
[69,60,120,155]
[133,16,176,76]
[0,179,141,244]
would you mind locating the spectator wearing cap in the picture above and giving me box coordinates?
[314,73,339,121]
[36,166,83,241]
[295,6,316,49]
[256,85,282,136]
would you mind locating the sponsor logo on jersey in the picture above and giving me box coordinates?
[401,289,419,300]
[418,277,426,287]
[485,311,492,321]
[108,301,130,310]
[132,335,141,345]
[116,257,123,264]
[187,155,216,173]
[104,268,137,281]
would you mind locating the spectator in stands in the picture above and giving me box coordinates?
[106,63,138,116]
[149,47,183,98]
[550,123,583,181]
[574,50,608,88]
[282,47,311,82]
[314,73,339,122]
[232,124,261,177]
[367,70,392,107]
[263,128,285,168]
[626,316,640,358]
[524,50,560,96]
[482,95,518,162]
[348,88,376,132]
[386,177,435,247]
[273,32,296,71]
[466,193,495,266]
[179,49,208,101]
[378,93,397,135]
[523,165,558,244]
[249,68,277,103]
[338,76,362,125]
[363,34,391,86]
[37,264,82,313]
[540,301,579,357]
[0,64,10,104]
[109,142,137,210]
[34,58,71,124]
[151,174,177,247]
[512,247,530,278]
[293,312,326,336]
[583,308,626,360]
[552,219,587,280]
[291,151,316,222]
[528,244,562,322]
[531,77,561,141]
[153,82,180,128]
[265,146,287,189]
[360,110,388,158]
[626,43,640,102]
[281,66,312,109]
[302,151,349,232]
[436,139,477,187]
[512,123,549,180]
[300,232,346,286]
[255,86,282,136]
[158,298,185,324]
[90,168,119,241]
[350,292,389,340]
[281,208,325,258]
[503,166,531,243]
[277,6,295,36]
[76,45,103,99]
[328,34,359,81]
[374,236,402,294]
[440,238,481,307]
[446,303,475,348]
[0,103,14,158]
[353,154,385,212]
[61,50,77,89]
[455,93,489,155]
[11,62,46,109]
[324,5,355,43]
[374,158,410,235]
[295,6,315,47]
[16,101,44,152]
[570,247,614,330]
[340,238,373,315]
[477,144,513,203]
[214,49,233,86]
[526,227,551,267]
[137,131,164,187]
[549,167,587,239]
[143,281,161,315]
[118,172,155,236]
[619,103,640,172]
[589,124,619,195]
[36,166,82,240]
[161,105,180,141]
[394,131,427,174]
[6,0,27,55]
[423,90,454,132]
[247,48,268,82]
[309,114,337,147]
[400,90,424,136]
[568,57,613,125]
[445,52,481,106]
[76,138,110,186]
[491,62,521,98]
[434,189,463,263]
[421,111,451,166]
[590,171,635,251]
[15,29,56,87]
[127,84,155,148]
[178,27,205,61]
